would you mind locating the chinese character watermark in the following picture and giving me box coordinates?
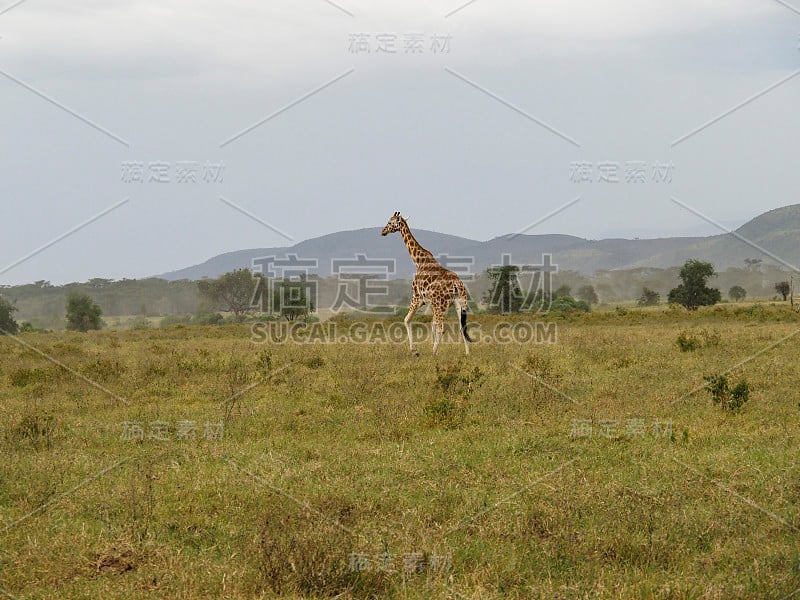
[121,420,223,441]
[348,33,452,55]
[570,161,673,184]
[121,160,225,184]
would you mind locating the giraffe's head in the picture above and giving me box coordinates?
[381,211,405,236]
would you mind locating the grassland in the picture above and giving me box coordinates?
[1,303,799,599]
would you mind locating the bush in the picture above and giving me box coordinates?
[8,367,51,387]
[575,285,599,305]
[637,287,660,307]
[676,329,721,352]
[676,331,701,352]
[704,374,750,412]
[160,315,192,327]
[129,316,150,330]
[18,322,49,334]
[425,363,484,429]
[194,313,224,326]
[259,496,385,596]
[7,413,55,449]
[548,295,590,313]
[0,295,19,335]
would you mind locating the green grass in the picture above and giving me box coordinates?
[0,303,799,598]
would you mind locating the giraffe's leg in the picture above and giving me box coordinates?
[405,298,421,356]
[454,298,470,355]
[431,307,445,355]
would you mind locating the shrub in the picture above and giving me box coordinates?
[549,295,590,313]
[704,374,750,412]
[676,329,720,352]
[160,315,192,327]
[194,313,224,326]
[676,331,702,352]
[259,496,385,596]
[8,413,55,449]
[426,363,484,429]
[637,287,660,307]
[8,367,51,387]
[0,295,19,334]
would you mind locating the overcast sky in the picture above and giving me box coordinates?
[0,0,798,284]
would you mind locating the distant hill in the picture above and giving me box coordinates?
[157,204,800,280]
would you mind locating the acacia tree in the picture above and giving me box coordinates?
[65,293,103,332]
[483,265,523,313]
[729,286,747,302]
[272,279,314,321]
[775,281,790,301]
[0,295,19,334]
[667,259,721,310]
[197,269,256,322]
[637,287,660,306]
[576,285,599,305]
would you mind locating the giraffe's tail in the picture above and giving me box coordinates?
[454,281,472,343]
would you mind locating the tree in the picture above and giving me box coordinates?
[483,265,523,313]
[576,284,599,305]
[728,286,747,302]
[271,279,314,321]
[553,285,571,299]
[197,269,256,322]
[667,259,721,310]
[744,258,762,271]
[637,287,660,306]
[65,293,103,332]
[0,295,19,335]
[775,281,790,301]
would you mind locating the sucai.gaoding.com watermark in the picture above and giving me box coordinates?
[250,320,557,345]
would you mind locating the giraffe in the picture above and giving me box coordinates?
[381,211,472,355]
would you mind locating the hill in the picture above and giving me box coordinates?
[157,204,800,279]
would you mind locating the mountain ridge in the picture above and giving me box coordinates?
[157,204,800,280]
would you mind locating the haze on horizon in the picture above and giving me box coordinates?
[0,0,798,285]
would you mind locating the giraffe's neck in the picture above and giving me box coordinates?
[400,221,437,269]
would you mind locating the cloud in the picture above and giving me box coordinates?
[0,0,786,85]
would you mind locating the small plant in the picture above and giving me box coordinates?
[8,413,55,449]
[522,353,562,386]
[637,287,660,307]
[676,331,701,352]
[424,397,463,429]
[676,328,720,352]
[9,367,43,387]
[303,356,324,369]
[699,328,721,348]
[257,349,273,372]
[704,374,750,412]
[434,362,483,397]
[426,363,484,429]
[220,353,251,422]
[259,496,384,596]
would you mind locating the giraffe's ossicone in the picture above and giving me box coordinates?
[381,211,472,355]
